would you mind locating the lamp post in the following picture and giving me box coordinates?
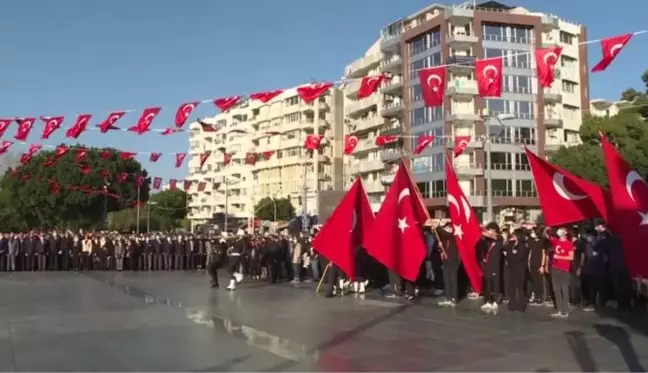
[482,112,515,223]
[147,202,158,233]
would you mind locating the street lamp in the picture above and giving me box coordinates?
[147,202,158,233]
[482,112,515,223]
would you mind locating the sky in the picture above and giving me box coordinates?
[2,0,646,182]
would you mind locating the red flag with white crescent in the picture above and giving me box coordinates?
[475,57,503,97]
[261,151,274,161]
[128,107,161,135]
[224,153,232,165]
[453,135,471,157]
[414,134,435,155]
[419,67,446,107]
[169,179,177,190]
[76,148,89,163]
[535,46,562,88]
[40,116,64,139]
[358,74,386,99]
[199,152,211,167]
[97,111,125,133]
[297,83,333,104]
[14,118,36,141]
[197,181,206,192]
[304,135,323,150]
[54,145,69,158]
[249,90,284,103]
[592,34,633,73]
[183,180,192,191]
[375,135,399,147]
[344,135,359,155]
[120,151,136,161]
[0,119,12,139]
[213,96,241,112]
[245,153,257,165]
[175,101,199,128]
[0,140,13,155]
[66,114,92,139]
[153,177,162,190]
[100,149,113,160]
[175,153,187,168]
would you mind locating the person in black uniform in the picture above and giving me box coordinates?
[527,227,547,306]
[324,260,342,298]
[153,235,163,270]
[60,232,71,271]
[48,231,60,271]
[207,237,226,287]
[264,234,282,284]
[504,229,530,312]
[480,222,503,312]
[437,222,460,307]
[226,231,246,290]
[163,236,173,270]
[35,233,47,271]
[22,234,34,271]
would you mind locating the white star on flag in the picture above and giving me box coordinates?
[639,211,648,225]
[398,217,409,233]
[453,224,464,239]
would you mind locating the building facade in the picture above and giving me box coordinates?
[344,0,589,223]
[187,87,344,228]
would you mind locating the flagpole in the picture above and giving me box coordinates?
[136,184,141,233]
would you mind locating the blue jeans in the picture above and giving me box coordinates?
[292,263,301,280]
[311,257,320,280]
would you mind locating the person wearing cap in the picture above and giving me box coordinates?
[225,230,247,290]
[480,222,504,312]
[206,236,226,288]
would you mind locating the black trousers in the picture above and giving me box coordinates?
[483,275,499,303]
[612,271,633,310]
[227,256,242,279]
[443,262,459,301]
[207,260,220,287]
[585,273,608,308]
[266,251,281,284]
[570,272,583,305]
[505,265,528,311]
[529,268,545,300]
[326,264,340,296]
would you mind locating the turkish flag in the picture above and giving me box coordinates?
[42,157,57,168]
[344,135,359,155]
[169,179,177,191]
[54,145,69,158]
[128,107,161,135]
[198,119,218,132]
[453,135,471,157]
[76,148,89,163]
[213,96,241,112]
[261,151,274,160]
[135,175,145,187]
[414,134,435,155]
[249,90,284,103]
[592,34,633,73]
[535,46,562,88]
[445,155,483,292]
[525,147,609,226]
[419,67,446,107]
[99,169,111,180]
[199,152,211,167]
[40,116,64,139]
[117,172,129,183]
[120,151,136,161]
[0,119,12,139]
[375,135,399,147]
[297,83,333,104]
[0,140,13,155]
[78,164,92,175]
[197,181,206,192]
[160,127,180,136]
[358,75,386,99]
[175,101,199,128]
[475,57,503,97]
[14,117,36,141]
[149,152,161,162]
[245,152,257,165]
[183,180,192,191]
[97,111,124,133]
[66,114,92,139]
[601,134,648,277]
[153,177,162,190]
[100,149,113,160]
[224,153,232,165]
[175,153,187,168]
[304,135,323,150]
[312,178,375,279]
[363,162,429,282]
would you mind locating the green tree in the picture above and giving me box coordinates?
[621,88,639,102]
[254,197,295,221]
[0,145,149,230]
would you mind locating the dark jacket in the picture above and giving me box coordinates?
[481,236,503,277]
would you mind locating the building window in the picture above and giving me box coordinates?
[491,152,512,170]
[516,179,536,197]
[284,112,301,123]
[411,106,443,125]
[409,59,425,80]
[431,180,446,197]
[504,75,532,94]
[486,99,505,114]
[417,182,430,198]
[285,96,299,106]
[515,153,530,171]
[559,31,575,45]
[484,48,503,58]
[409,28,441,56]
[562,81,577,93]
[510,26,532,44]
[482,24,504,41]
[492,179,513,197]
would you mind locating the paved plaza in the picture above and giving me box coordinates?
[0,272,647,371]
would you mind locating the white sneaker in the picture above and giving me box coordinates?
[450,299,457,307]
[234,272,243,283]
[480,303,492,311]
[491,302,498,310]
[438,300,451,306]
[226,279,236,291]
[358,282,366,294]
[550,312,562,317]
[468,292,480,300]
[352,282,359,293]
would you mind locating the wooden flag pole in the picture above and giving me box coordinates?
[316,262,331,293]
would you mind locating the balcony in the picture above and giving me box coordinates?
[344,79,361,97]
[545,114,563,128]
[380,35,401,53]
[446,112,481,126]
[300,101,329,113]
[446,33,479,50]
[454,162,484,176]
[541,37,558,49]
[380,121,403,136]
[444,6,474,25]
[380,149,402,163]
[446,80,478,100]
[380,101,403,117]
[347,95,381,116]
[381,76,404,94]
[345,53,382,79]
[543,89,563,103]
[380,172,396,185]
[347,116,383,134]
[379,55,402,73]
[446,56,476,75]
[355,137,381,154]
[446,138,483,151]
[364,182,385,194]
[358,159,384,173]
[541,15,560,31]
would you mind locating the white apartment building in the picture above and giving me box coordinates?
[344,0,589,222]
[187,87,344,228]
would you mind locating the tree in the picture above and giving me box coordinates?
[0,145,150,230]
[621,88,639,102]
[107,189,188,232]
[254,197,295,221]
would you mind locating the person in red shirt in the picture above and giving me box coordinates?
[546,227,575,318]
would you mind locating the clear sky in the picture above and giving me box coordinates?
[2,0,646,181]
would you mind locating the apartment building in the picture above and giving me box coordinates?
[187,87,344,228]
[358,0,589,222]
[589,98,632,118]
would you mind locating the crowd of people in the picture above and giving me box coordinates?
[0,219,642,319]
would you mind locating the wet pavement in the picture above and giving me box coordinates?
[1,271,648,371]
